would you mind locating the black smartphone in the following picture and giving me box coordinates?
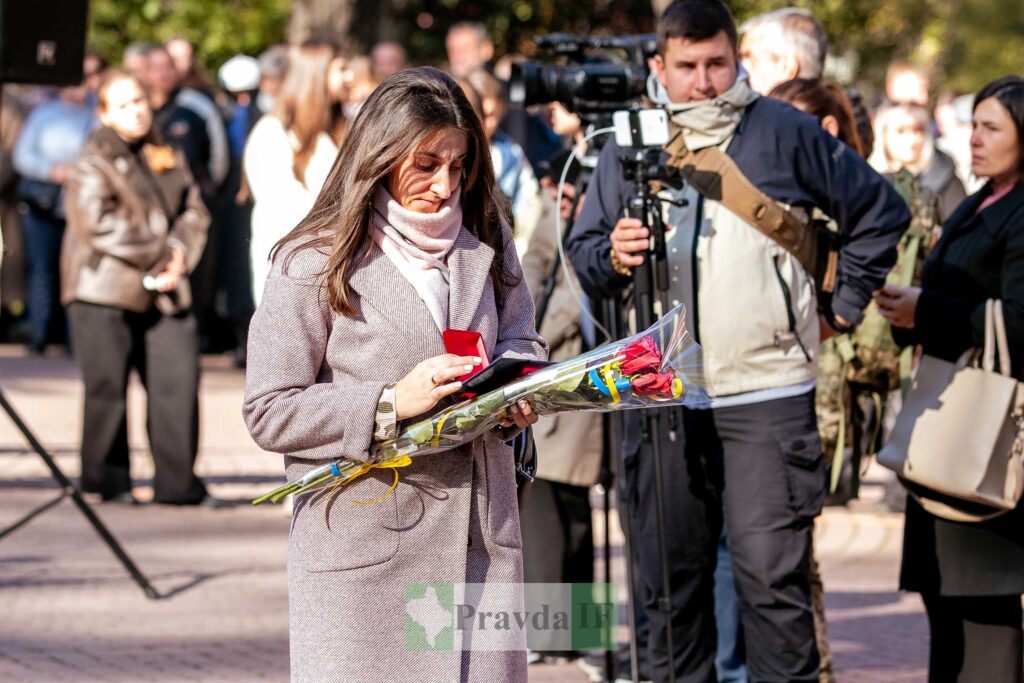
[459,357,554,396]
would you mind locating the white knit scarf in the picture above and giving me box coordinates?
[372,185,463,331]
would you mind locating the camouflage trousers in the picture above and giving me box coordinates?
[810,535,835,683]
[816,338,900,467]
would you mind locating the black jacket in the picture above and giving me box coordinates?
[895,181,1024,378]
[153,93,212,194]
[567,96,911,327]
[897,181,1024,597]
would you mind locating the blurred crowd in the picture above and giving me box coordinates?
[0,22,984,365]
[0,22,983,361]
[1,6,1021,681]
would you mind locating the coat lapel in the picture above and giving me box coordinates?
[447,227,495,331]
[349,245,445,351]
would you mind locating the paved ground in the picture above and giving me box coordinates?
[0,350,928,682]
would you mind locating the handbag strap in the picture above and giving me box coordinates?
[994,299,1013,377]
[983,299,996,372]
[982,299,1014,377]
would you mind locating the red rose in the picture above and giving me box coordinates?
[620,337,663,375]
[631,371,680,400]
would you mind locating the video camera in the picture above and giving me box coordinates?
[511,31,678,189]
[509,33,656,122]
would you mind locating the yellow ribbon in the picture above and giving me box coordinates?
[334,455,413,505]
[433,410,454,447]
[602,363,621,404]
[671,377,683,399]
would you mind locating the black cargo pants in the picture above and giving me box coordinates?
[621,390,823,683]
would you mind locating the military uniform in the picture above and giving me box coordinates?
[816,171,944,490]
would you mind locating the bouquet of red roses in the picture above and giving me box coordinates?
[254,304,710,504]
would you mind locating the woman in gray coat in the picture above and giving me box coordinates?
[243,67,547,682]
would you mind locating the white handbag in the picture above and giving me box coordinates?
[877,300,1024,522]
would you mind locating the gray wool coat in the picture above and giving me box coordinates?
[243,223,547,683]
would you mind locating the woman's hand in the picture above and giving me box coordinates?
[498,398,539,430]
[874,284,922,329]
[395,354,483,420]
[152,247,186,293]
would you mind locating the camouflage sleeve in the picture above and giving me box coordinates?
[374,383,398,443]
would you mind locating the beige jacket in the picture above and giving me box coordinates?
[520,193,603,485]
[662,183,819,397]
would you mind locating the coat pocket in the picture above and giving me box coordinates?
[291,471,401,572]
[484,437,523,549]
[778,431,825,521]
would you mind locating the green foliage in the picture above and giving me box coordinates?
[730,0,1023,95]
[937,0,1024,93]
[88,0,290,72]
[86,0,1022,97]
[391,0,657,65]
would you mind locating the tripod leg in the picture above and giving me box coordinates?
[643,410,677,679]
[601,297,642,683]
[603,410,642,683]
[618,469,642,683]
[0,389,160,599]
[0,490,67,540]
[599,414,615,681]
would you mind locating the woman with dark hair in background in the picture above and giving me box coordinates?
[466,69,541,254]
[770,78,864,156]
[62,70,215,506]
[876,75,1024,683]
[244,42,342,305]
[243,67,546,682]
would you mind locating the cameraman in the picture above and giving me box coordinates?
[567,1,910,681]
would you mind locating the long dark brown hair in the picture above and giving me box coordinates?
[272,66,513,316]
[975,75,1024,177]
[769,78,866,158]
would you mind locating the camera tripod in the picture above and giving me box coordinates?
[534,167,628,683]
[0,387,159,599]
[535,148,676,683]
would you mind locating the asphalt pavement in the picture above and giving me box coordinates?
[0,351,928,682]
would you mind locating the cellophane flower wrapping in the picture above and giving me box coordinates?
[254,303,710,504]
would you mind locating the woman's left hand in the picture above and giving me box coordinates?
[874,284,921,329]
[498,398,539,430]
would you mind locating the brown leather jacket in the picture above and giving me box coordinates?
[61,125,208,315]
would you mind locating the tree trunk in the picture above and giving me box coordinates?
[650,0,671,20]
[289,0,399,53]
[288,0,356,47]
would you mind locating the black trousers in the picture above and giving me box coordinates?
[923,593,1024,683]
[521,478,594,585]
[623,391,823,683]
[67,302,206,503]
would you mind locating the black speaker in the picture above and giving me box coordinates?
[0,0,88,86]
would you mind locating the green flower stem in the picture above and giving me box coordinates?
[251,311,705,505]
